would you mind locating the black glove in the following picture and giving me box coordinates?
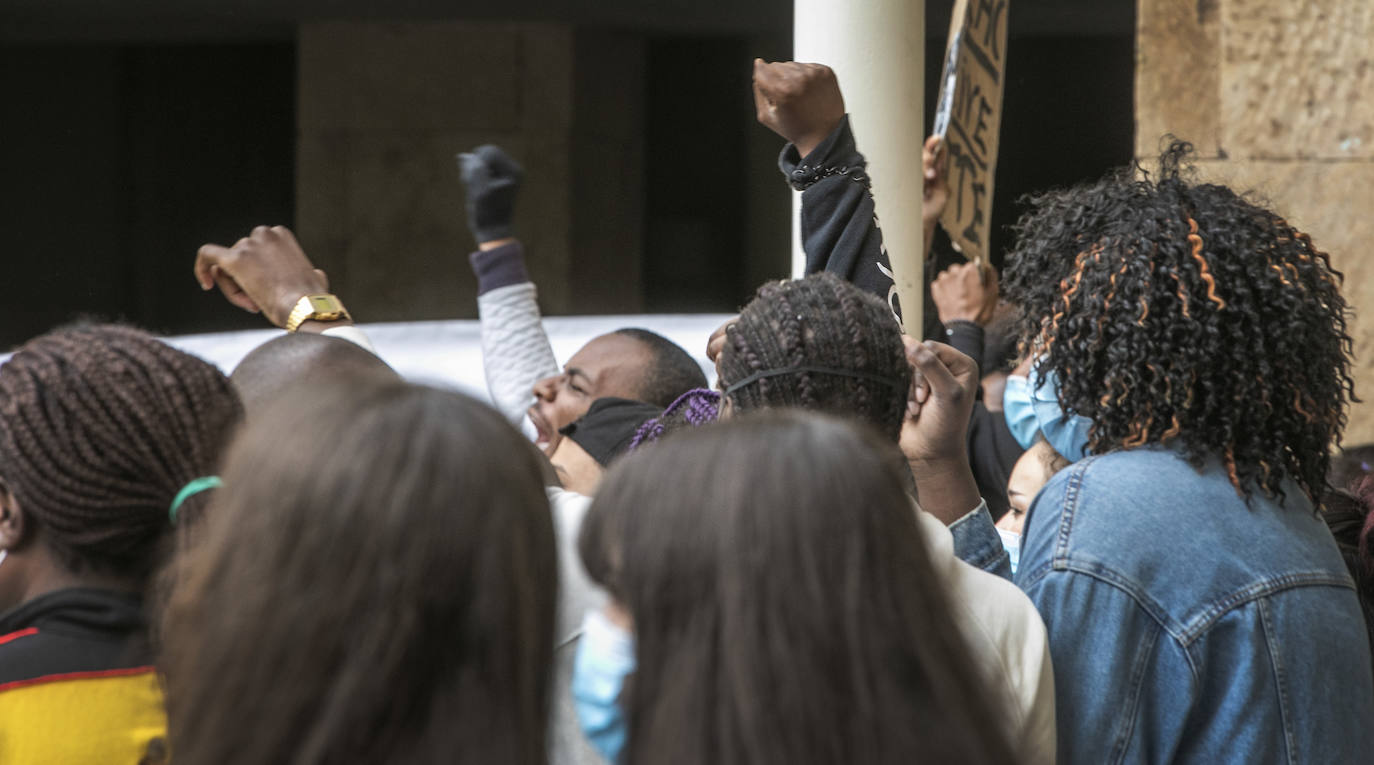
[456,145,523,244]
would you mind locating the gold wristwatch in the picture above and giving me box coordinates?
[285,294,350,332]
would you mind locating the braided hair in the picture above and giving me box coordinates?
[1003,140,1355,505]
[627,388,721,450]
[719,273,911,442]
[0,324,243,579]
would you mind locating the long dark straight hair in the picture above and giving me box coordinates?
[159,381,557,765]
[580,411,1017,765]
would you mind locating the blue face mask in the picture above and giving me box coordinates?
[1003,362,1093,461]
[1002,375,1040,449]
[997,527,1021,576]
[572,609,636,764]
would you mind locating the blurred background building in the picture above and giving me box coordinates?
[3,0,1371,443]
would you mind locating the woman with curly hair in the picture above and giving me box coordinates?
[1000,141,1372,763]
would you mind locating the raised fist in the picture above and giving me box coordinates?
[931,261,999,325]
[752,59,846,159]
[195,226,330,328]
[456,144,523,245]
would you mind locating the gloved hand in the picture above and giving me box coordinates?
[456,144,523,245]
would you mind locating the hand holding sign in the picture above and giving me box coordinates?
[752,59,846,159]
[923,135,950,230]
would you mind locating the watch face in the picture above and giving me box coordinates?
[308,295,340,312]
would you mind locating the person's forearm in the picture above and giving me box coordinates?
[784,116,899,311]
[470,241,559,424]
[942,321,985,373]
[909,455,983,526]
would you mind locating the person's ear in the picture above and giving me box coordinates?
[0,481,27,552]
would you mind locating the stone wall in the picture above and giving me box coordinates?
[1136,0,1374,445]
[296,21,648,322]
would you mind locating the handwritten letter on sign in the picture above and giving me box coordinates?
[932,0,1008,266]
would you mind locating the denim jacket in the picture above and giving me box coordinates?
[1016,448,1373,764]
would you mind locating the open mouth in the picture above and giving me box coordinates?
[529,407,558,454]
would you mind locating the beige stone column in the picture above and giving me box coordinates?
[1136,0,1374,445]
[794,0,925,335]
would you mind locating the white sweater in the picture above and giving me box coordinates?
[917,503,1057,764]
[476,282,560,427]
[546,488,609,765]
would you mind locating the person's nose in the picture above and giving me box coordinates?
[532,373,563,403]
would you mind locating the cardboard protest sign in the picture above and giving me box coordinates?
[932,0,1009,266]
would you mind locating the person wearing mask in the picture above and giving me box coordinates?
[1002,142,1373,762]
[0,324,243,763]
[194,224,640,765]
[998,439,1071,575]
[159,380,557,764]
[575,411,1017,765]
[456,145,708,456]
[709,272,1054,761]
[550,397,663,496]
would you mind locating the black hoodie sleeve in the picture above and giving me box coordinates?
[783,116,953,339]
[779,116,899,316]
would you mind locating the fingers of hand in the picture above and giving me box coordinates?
[477,145,523,180]
[270,225,297,245]
[901,335,932,408]
[911,341,962,399]
[194,243,231,289]
[922,341,979,393]
[706,318,737,362]
[211,266,260,313]
[752,58,787,100]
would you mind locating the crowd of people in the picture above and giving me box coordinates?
[1,58,1372,764]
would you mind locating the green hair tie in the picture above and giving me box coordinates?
[170,476,223,524]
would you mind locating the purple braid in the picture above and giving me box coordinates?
[628,388,721,450]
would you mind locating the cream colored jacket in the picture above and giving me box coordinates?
[918,502,1056,765]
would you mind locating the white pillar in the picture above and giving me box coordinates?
[794,0,925,335]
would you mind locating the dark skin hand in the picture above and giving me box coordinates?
[194,225,350,333]
[923,134,950,258]
[705,316,738,368]
[752,59,846,159]
[932,261,1000,325]
[900,338,984,524]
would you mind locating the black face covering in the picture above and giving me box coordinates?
[558,397,663,467]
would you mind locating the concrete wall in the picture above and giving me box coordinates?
[1136,0,1374,445]
[296,21,613,322]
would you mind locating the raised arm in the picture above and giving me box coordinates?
[195,225,375,352]
[753,60,956,342]
[457,145,560,426]
[932,261,1023,521]
[899,338,1012,578]
[752,59,896,305]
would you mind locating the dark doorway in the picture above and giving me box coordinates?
[0,42,295,348]
[641,36,754,312]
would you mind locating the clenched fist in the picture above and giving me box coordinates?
[752,59,846,159]
[931,262,999,325]
[195,226,331,329]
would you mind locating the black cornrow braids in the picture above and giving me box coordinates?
[720,272,912,442]
[0,324,243,579]
[1003,139,1355,506]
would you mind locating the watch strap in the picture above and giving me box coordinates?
[285,294,350,332]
